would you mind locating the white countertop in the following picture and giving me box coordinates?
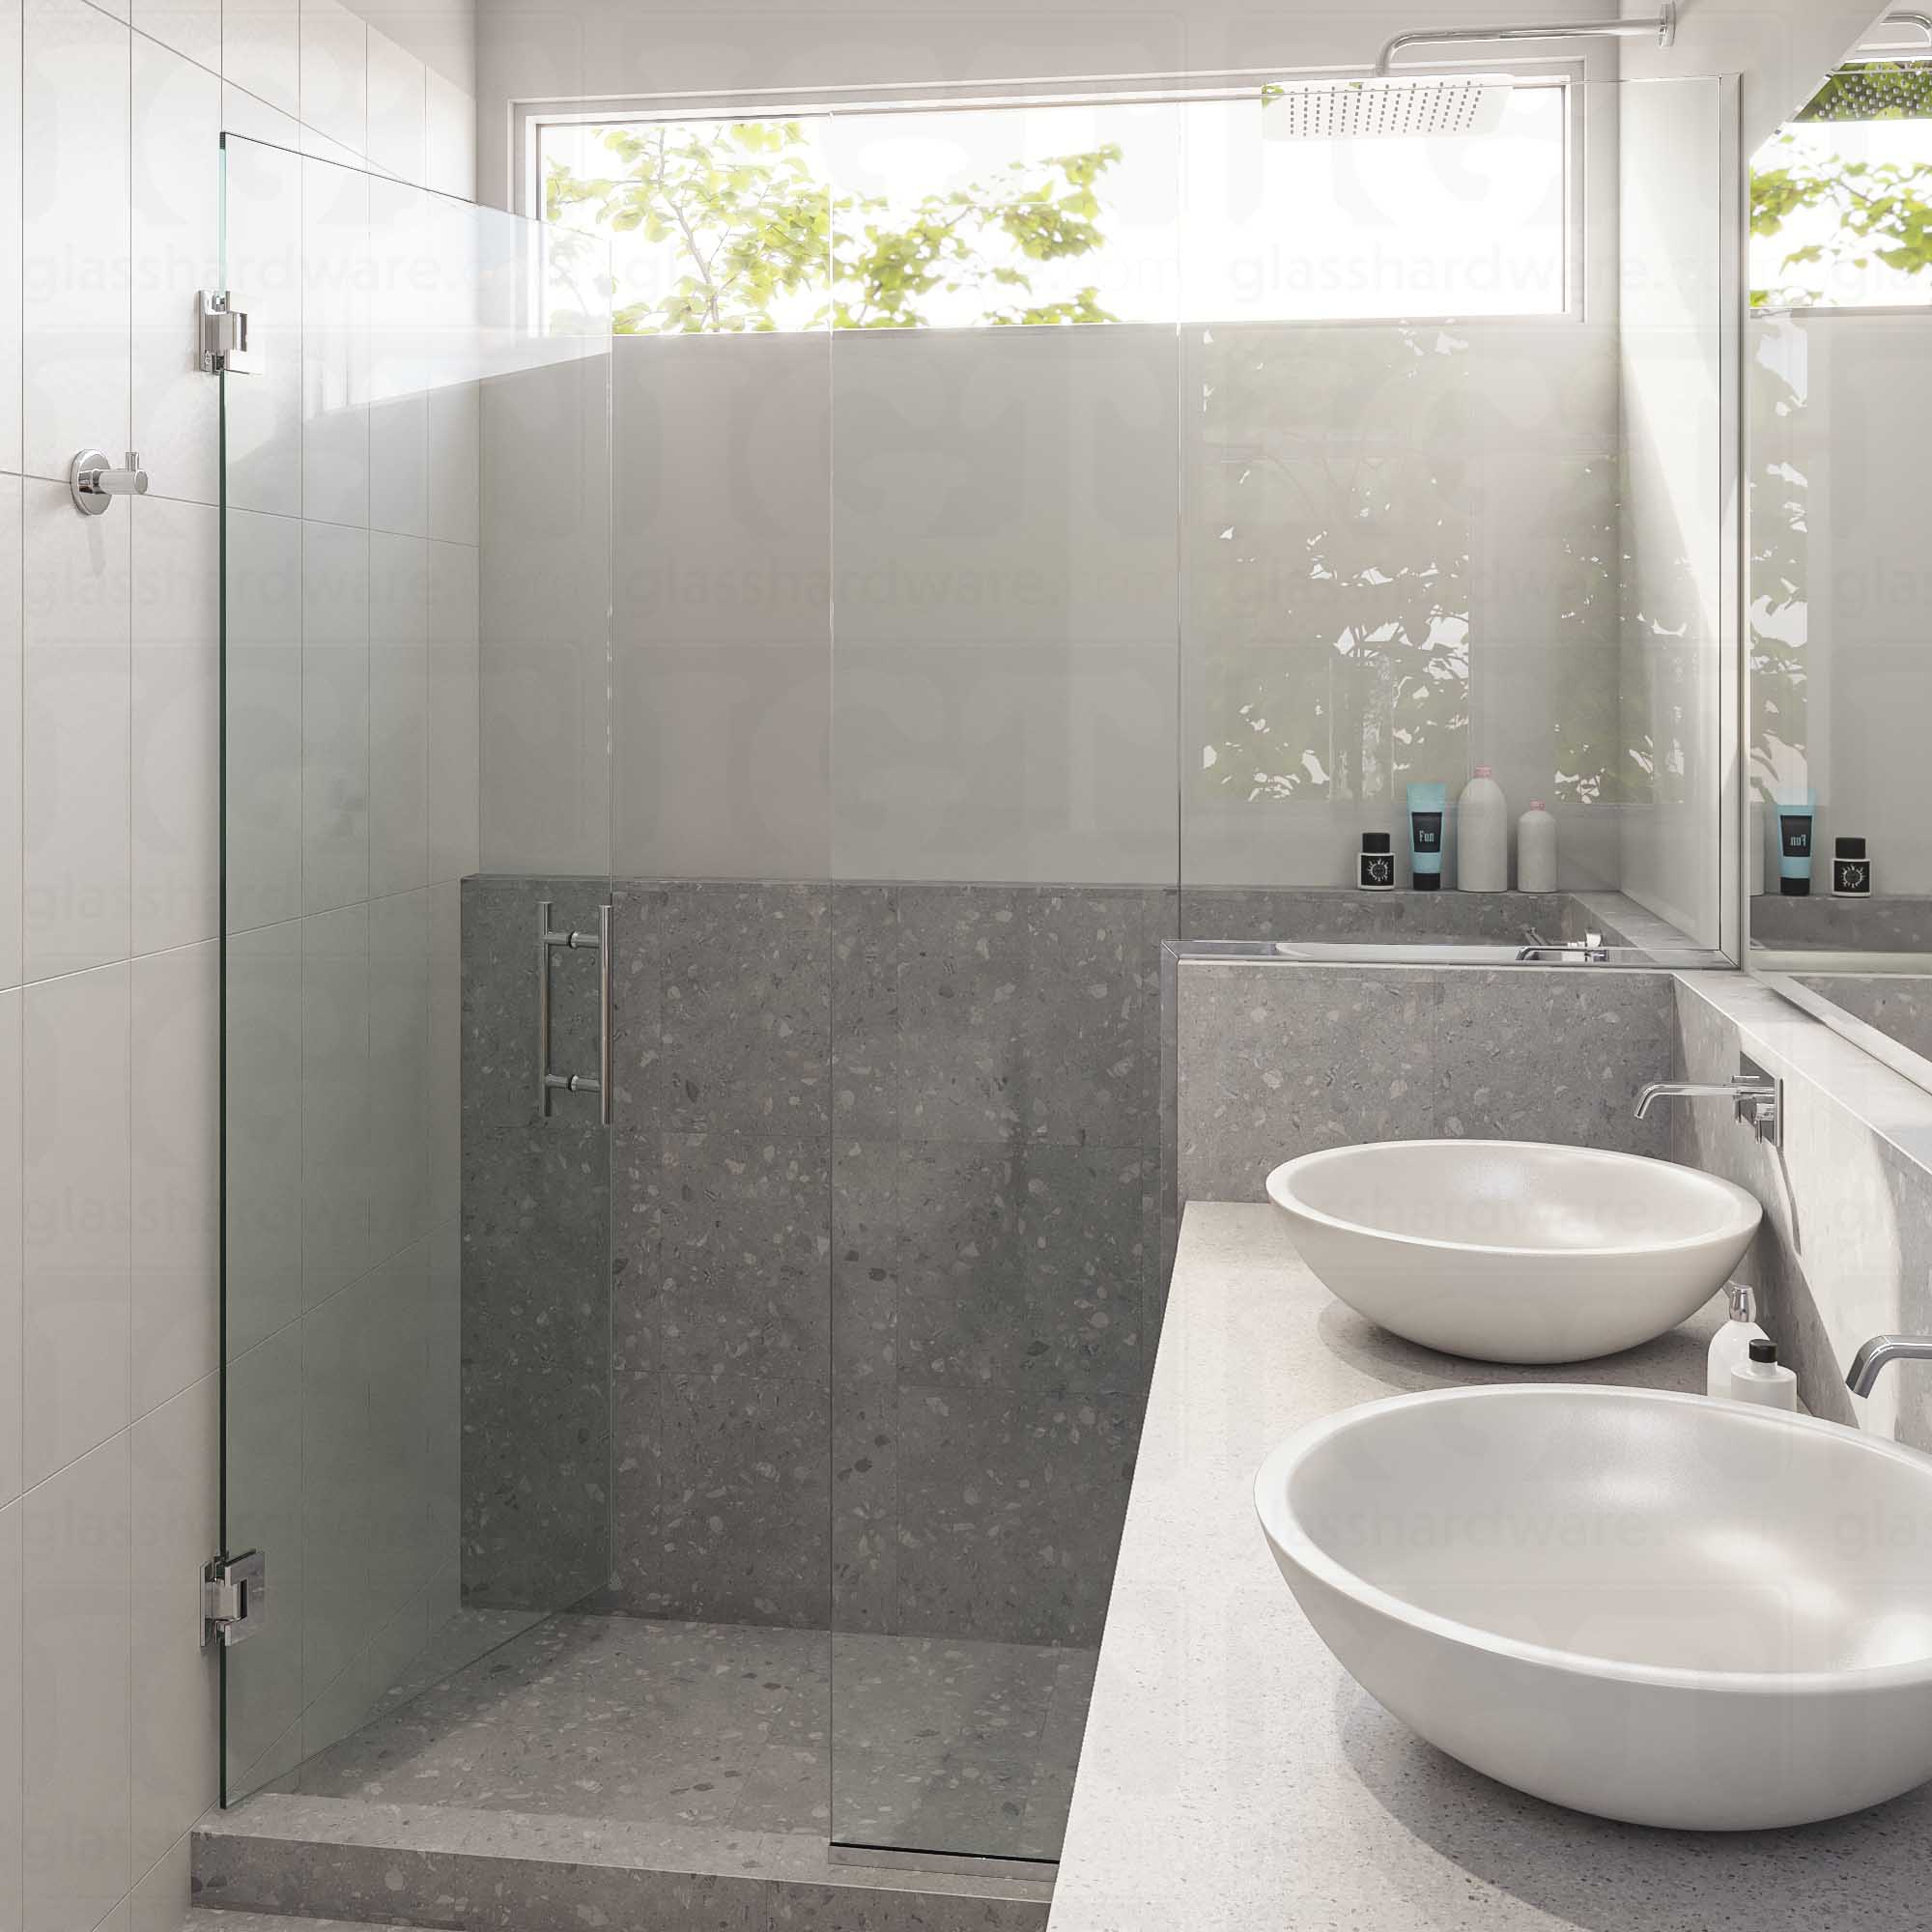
[1048,1203,1932,1932]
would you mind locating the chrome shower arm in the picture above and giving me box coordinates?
[1858,9,1932,51]
[1376,6,1675,77]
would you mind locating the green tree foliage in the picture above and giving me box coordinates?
[544,119,1124,332]
[1751,67,1932,307]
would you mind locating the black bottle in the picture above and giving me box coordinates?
[1358,832,1395,892]
[1833,837,1871,897]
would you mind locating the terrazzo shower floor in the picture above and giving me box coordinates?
[270,1609,1095,1863]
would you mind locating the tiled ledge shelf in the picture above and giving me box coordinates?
[192,1793,1053,1931]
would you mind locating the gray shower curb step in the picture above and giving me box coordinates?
[192,1793,1054,1932]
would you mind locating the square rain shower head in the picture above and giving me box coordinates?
[1262,74,1514,140]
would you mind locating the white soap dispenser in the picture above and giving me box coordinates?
[1517,801,1557,893]
[1457,767,1508,892]
[1707,1283,1767,1399]
[1729,1337,1799,1411]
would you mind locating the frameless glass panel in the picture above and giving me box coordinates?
[1179,75,1730,963]
[219,132,614,1803]
[824,96,1181,1868]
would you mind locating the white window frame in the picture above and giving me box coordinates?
[510,55,1593,329]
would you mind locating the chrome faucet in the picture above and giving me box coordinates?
[1633,1058,1780,1146]
[1517,929,1608,963]
[1847,1334,1932,1398]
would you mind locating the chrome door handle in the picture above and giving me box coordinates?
[537,898,612,1126]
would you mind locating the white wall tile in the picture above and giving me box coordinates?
[223,919,301,1358]
[427,381,479,547]
[369,530,429,896]
[218,76,298,149]
[0,0,24,477]
[301,156,370,527]
[426,881,459,1224]
[300,519,370,914]
[0,478,21,992]
[365,26,424,185]
[426,537,478,883]
[479,356,611,877]
[23,0,131,484]
[366,887,428,1258]
[424,66,474,201]
[129,1378,217,1871]
[224,509,303,932]
[131,497,217,954]
[135,0,217,79]
[128,1837,190,1932]
[298,0,365,159]
[367,176,429,539]
[0,994,19,1513]
[300,902,369,1304]
[221,132,303,520]
[130,944,217,1416]
[0,1499,20,1932]
[219,1324,300,1788]
[23,479,131,981]
[224,0,299,120]
[22,964,131,1487]
[22,1431,130,1932]
[132,39,220,512]
[299,1267,372,1694]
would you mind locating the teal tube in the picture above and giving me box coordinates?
[1407,782,1447,892]
[1777,791,1815,897]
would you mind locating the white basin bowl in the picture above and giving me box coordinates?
[1266,1139,1760,1364]
[1257,1385,1932,1830]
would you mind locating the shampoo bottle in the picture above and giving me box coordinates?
[1517,802,1557,893]
[1730,1337,1799,1411]
[1457,768,1508,892]
[1707,1283,1768,1399]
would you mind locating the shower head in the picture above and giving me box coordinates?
[1262,73,1512,141]
[1262,6,1677,140]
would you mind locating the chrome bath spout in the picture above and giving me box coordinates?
[1847,1334,1932,1398]
[1633,1079,1747,1120]
[1633,1064,1781,1146]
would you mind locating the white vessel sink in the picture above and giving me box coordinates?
[1266,1139,1760,1363]
[1257,1385,1932,1831]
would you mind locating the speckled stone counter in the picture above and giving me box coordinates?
[1047,1203,1932,1932]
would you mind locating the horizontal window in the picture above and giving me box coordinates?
[1751,62,1932,310]
[534,84,1569,334]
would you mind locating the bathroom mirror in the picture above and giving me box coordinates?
[1746,32,1932,1092]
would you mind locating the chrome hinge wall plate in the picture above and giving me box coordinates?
[203,1549,266,1648]
[198,291,255,374]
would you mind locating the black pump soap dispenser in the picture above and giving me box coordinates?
[1833,837,1872,896]
[1358,832,1395,892]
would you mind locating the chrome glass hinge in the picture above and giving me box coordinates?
[198,291,255,374]
[203,1549,266,1648]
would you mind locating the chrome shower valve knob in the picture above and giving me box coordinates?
[70,448,149,516]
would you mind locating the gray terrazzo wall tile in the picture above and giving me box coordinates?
[1796,973,1932,1067]
[1173,959,1673,1207]
[475,881,1667,1648]
[1753,893,1932,952]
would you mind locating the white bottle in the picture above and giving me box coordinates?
[1730,1337,1799,1411]
[1516,800,1556,893]
[1707,1283,1768,1399]
[1457,768,1508,892]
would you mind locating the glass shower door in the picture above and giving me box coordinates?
[217,130,615,1801]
